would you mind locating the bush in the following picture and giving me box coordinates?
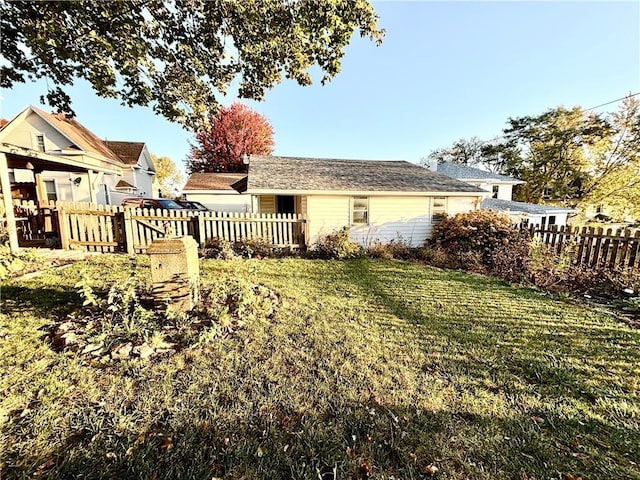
[432,210,524,267]
[201,237,294,259]
[312,227,362,260]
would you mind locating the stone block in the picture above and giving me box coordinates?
[147,236,200,312]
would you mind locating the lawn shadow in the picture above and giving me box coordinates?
[3,396,637,480]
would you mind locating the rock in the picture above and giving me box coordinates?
[61,332,79,346]
[133,343,154,359]
[111,342,133,359]
[81,343,104,356]
[56,321,76,334]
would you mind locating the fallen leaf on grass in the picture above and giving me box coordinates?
[421,464,439,476]
[33,457,56,477]
[159,436,173,451]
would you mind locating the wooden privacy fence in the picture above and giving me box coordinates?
[526,224,640,270]
[14,200,306,254]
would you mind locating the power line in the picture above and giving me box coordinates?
[586,92,640,111]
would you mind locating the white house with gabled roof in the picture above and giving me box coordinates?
[0,105,156,205]
[245,155,490,246]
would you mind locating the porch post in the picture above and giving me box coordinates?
[87,170,97,203]
[0,153,20,254]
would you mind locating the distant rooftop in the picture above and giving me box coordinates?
[104,141,146,166]
[247,156,486,193]
[437,162,524,184]
[183,172,247,191]
[481,198,576,214]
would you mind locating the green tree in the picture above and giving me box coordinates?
[578,96,640,221]
[422,137,486,168]
[1,0,383,129]
[483,107,610,203]
[151,154,184,198]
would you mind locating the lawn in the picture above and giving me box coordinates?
[1,256,639,479]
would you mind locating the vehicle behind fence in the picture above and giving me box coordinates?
[13,200,306,254]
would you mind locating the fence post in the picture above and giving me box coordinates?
[57,207,70,250]
[189,214,203,246]
[123,208,135,255]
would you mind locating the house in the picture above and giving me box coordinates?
[435,162,524,200]
[181,172,250,212]
[435,162,575,226]
[245,155,489,246]
[0,106,156,205]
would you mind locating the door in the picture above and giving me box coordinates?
[276,195,295,214]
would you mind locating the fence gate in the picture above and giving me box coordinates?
[58,206,126,253]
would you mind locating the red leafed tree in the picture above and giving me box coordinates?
[187,103,274,173]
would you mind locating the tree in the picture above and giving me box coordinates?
[482,107,610,203]
[0,0,383,129]
[151,154,184,198]
[187,102,274,173]
[578,96,640,220]
[422,137,486,168]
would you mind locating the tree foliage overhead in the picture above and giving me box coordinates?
[151,154,184,198]
[187,102,274,173]
[0,0,383,129]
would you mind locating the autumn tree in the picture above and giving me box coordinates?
[151,154,184,198]
[187,103,274,173]
[0,1,383,129]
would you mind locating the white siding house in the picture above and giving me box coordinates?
[436,162,576,226]
[0,106,156,205]
[245,156,489,247]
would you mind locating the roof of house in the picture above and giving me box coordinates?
[104,141,145,165]
[437,162,524,184]
[115,179,136,189]
[481,198,576,214]
[31,106,123,163]
[247,156,486,193]
[183,172,247,191]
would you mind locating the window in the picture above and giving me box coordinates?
[548,215,556,225]
[44,180,57,201]
[543,187,553,198]
[492,185,499,199]
[36,134,45,152]
[431,197,447,224]
[541,216,547,226]
[351,196,368,225]
[8,170,15,183]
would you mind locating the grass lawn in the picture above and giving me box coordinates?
[1,256,639,479]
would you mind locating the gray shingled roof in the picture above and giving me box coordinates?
[437,162,524,184]
[481,198,576,214]
[247,156,486,193]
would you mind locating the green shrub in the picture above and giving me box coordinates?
[312,227,362,259]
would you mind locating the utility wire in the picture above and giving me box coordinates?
[586,92,640,111]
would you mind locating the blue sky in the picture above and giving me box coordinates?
[1,1,638,173]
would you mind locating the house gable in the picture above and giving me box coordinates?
[0,107,78,153]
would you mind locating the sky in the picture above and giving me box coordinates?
[1,1,638,175]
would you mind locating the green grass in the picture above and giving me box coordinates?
[1,256,639,479]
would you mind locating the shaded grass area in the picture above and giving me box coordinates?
[1,256,639,479]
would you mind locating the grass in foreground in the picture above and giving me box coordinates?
[0,256,639,479]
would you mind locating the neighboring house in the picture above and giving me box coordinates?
[435,162,575,226]
[0,105,156,205]
[245,155,489,246]
[436,162,524,200]
[181,173,250,212]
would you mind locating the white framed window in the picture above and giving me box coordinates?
[351,196,369,225]
[43,180,58,201]
[35,134,46,152]
[492,185,499,199]
[431,197,447,224]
